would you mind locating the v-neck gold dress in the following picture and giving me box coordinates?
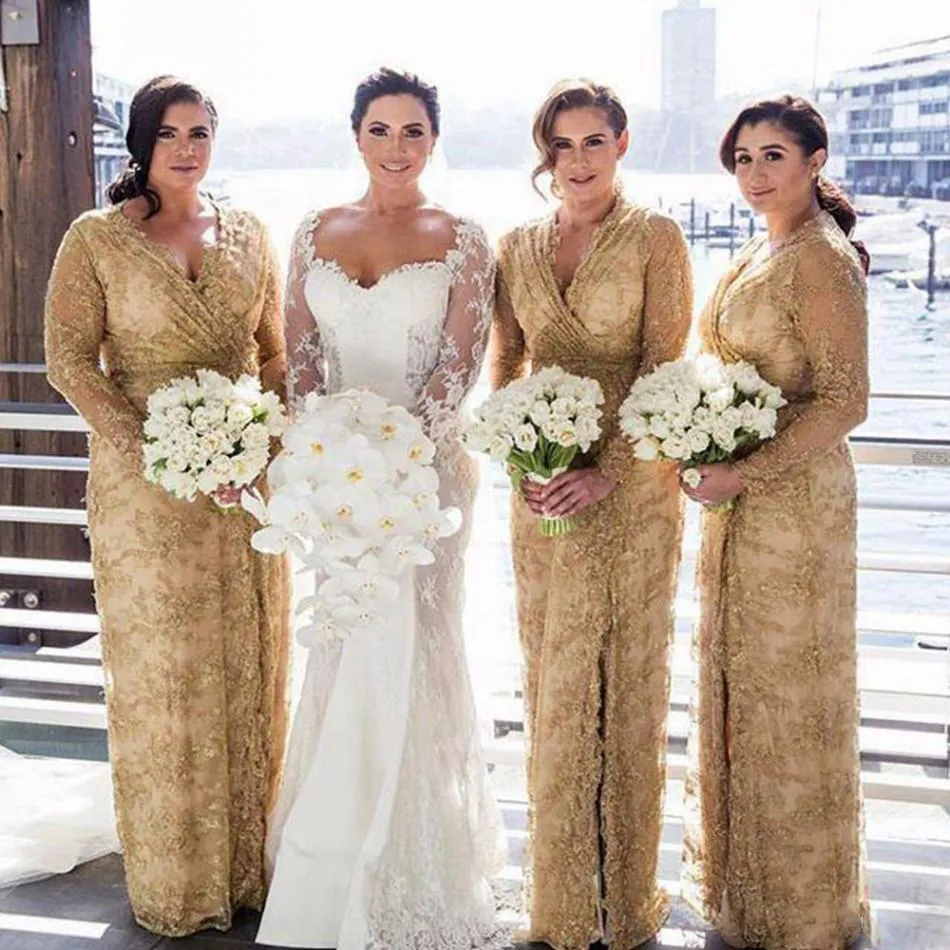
[44,204,291,936]
[490,195,693,950]
[681,211,872,950]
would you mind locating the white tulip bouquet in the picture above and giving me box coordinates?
[462,366,604,536]
[618,354,786,506]
[142,369,287,507]
[242,389,460,645]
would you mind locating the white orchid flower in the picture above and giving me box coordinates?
[319,570,400,606]
[353,493,417,544]
[420,506,462,545]
[251,524,303,555]
[282,417,351,465]
[296,602,352,646]
[398,464,440,495]
[378,537,436,572]
[267,490,316,534]
[323,435,389,491]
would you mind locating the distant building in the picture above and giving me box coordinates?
[656,0,717,173]
[819,35,950,198]
[661,0,716,116]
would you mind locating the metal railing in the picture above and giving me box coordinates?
[0,388,948,806]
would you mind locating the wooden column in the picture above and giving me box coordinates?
[0,0,95,642]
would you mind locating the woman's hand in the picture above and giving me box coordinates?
[521,468,616,518]
[519,478,548,517]
[680,463,744,506]
[211,483,243,508]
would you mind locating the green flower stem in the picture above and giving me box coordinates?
[540,515,575,537]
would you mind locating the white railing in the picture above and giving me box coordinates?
[0,391,948,806]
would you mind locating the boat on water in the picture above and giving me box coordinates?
[854,210,950,277]
[668,199,761,246]
[660,200,950,277]
[882,269,950,292]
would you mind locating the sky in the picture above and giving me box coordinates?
[90,0,950,123]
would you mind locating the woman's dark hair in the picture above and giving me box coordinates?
[530,79,628,199]
[107,75,218,219]
[720,94,869,273]
[350,67,440,136]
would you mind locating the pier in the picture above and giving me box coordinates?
[0,3,948,948]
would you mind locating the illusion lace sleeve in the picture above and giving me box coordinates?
[284,212,324,411]
[596,215,693,486]
[732,241,869,488]
[488,238,527,391]
[414,220,495,447]
[44,221,145,465]
[257,233,288,402]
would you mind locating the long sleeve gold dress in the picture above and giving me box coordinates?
[490,196,693,950]
[43,203,291,937]
[681,210,873,950]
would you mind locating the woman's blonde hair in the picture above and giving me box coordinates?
[530,79,628,197]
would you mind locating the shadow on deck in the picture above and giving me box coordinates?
[0,839,939,950]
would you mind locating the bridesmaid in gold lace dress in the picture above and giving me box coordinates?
[490,80,692,950]
[44,77,290,937]
[680,96,872,950]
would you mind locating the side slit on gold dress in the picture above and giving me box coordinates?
[682,211,874,950]
[491,196,693,950]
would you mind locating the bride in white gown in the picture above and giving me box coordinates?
[256,69,508,950]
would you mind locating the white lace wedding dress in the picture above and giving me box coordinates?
[256,211,508,950]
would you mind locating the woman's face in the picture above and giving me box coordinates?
[147,100,215,194]
[732,120,825,217]
[357,94,435,189]
[549,106,627,204]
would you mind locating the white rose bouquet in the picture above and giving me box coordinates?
[142,369,287,507]
[462,365,604,536]
[242,389,460,645]
[618,355,786,508]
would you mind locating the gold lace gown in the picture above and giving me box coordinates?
[681,211,873,950]
[43,204,291,937]
[490,197,693,950]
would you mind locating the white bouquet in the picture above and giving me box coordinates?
[462,365,604,536]
[618,354,786,504]
[143,369,287,507]
[242,389,460,645]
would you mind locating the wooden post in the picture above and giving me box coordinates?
[918,219,938,311]
[0,0,95,642]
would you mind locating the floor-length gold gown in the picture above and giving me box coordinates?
[490,196,693,950]
[681,211,873,950]
[44,204,291,936]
